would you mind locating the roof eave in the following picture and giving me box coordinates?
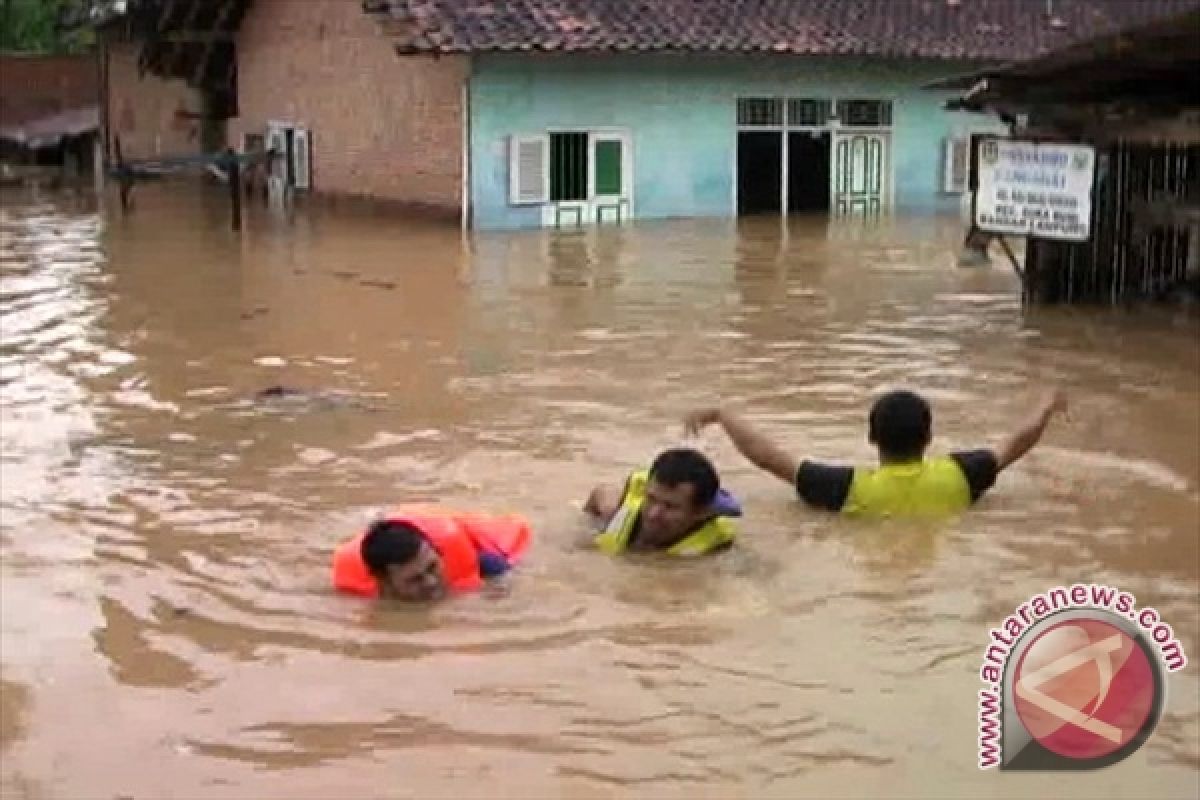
[389,44,1015,59]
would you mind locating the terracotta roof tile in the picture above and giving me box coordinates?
[373,0,1200,60]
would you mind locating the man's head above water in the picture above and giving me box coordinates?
[583,445,739,556]
[868,389,933,463]
[638,447,720,545]
[360,520,446,602]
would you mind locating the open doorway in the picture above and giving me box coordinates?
[737,131,781,215]
[788,131,831,213]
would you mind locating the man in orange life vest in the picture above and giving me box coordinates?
[332,507,531,602]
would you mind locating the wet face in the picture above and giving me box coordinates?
[639,479,709,546]
[379,540,445,602]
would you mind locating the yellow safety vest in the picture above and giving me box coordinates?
[842,456,973,518]
[594,470,737,556]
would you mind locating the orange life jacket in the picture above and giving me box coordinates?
[332,505,532,597]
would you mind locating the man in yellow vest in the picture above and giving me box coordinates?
[682,389,1067,518]
[584,448,741,555]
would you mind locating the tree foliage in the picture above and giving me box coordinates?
[1,0,94,53]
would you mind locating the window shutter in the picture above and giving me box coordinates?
[943,136,969,193]
[292,127,311,190]
[509,134,549,205]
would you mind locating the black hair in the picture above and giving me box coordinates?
[649,447,719,508]
[868,390,932,461]
[360,520,425,577]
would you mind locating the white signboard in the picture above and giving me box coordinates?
[974,139,1095,242]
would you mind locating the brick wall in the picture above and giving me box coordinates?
[230,0,466,215]
[105,40,206,160]
[0,54,98,126]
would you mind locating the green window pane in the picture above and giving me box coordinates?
[595,140,622,195]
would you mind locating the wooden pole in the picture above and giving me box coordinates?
[998,236,1026,284]
[227,148,242,232]
[115,136,134,212]
[93,135,104,195]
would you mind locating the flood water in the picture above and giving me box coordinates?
[1,183,1198,799]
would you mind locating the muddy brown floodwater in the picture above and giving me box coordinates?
[1,184,1198,799]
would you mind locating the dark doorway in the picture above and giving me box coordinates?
[737,131,782,215]
[788,131,831,213]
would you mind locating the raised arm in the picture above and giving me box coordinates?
[993,390,1068,472]
[683,407,799,485]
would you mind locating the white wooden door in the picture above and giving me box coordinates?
[831,131,890,216]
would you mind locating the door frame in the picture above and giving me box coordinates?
[265,119,312,193]
[734,97,895,218]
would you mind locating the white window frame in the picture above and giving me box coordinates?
[509,127,634,227]
[292,126,311,191]
[264,120,312,192]
[588,131,631,199]
[587,130,633,225]
[943,135,970,194]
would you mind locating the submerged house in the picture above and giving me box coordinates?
[0,53,100,182]
[87,0,1199,229]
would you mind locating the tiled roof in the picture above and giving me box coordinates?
[370,0,1200,60]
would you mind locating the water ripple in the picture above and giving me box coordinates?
[0,194,1196,798]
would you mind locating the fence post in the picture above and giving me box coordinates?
[227,148,242,232]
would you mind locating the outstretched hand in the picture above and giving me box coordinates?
[683,405,799,485]
[1040,389,1068,419]
[994,388,1070,472]
[682,407,721,437]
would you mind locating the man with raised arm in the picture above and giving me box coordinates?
[683,389,1067,518]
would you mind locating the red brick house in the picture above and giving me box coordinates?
[0,53,100,174]
[230,0,465,217]
[0,53,97,127]
[80,0,463,216]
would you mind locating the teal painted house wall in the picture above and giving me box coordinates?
[468,54,1006,230]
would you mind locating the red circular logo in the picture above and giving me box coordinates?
[1013,617,1156,760]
